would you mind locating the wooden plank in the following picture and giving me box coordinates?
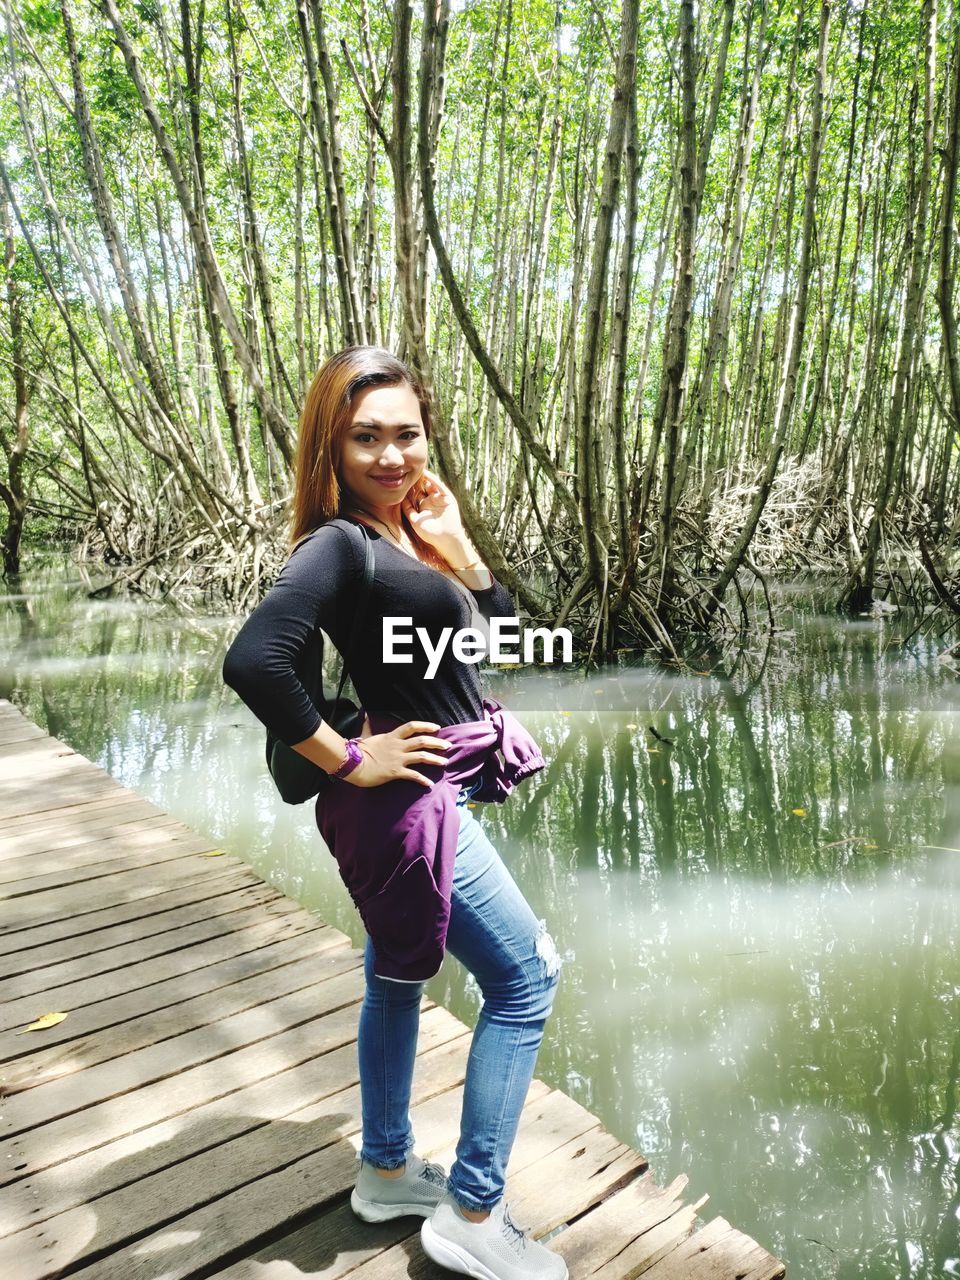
[735,1249,789,1280]
[343,1125,650,1280]
[0,1021,474,1278]
[0,926,348,1067]
[3,948,366,1137]
[0,723,46,747]
[639,1215,786,1279]
[1,1002,465,1215]
[206,1081,642,1280]
[0,774,145,823]
[0,864,261,954]
[0,706,44,730]
[0,904,327,1035]
[0,814,184,868]
[0,740,89,773]
[490,1128,647,1239]
[0,736,81,763]
[725,1246,787,1280]
[2,877,283,981]
[592,1203,707,1277]
[0,828,226,897]
[0,751,112,789]
[2,894,307,1002]
[0,701,787,1280]
[0,959,406,1227]
[0,718,49,740]
[482,1085,607,1171]
[0,698,32,717]
[0,793,166,843]
[2,938,358,1090]
[1,1010,464,1246]
[48,1038,475,1280]
[0,719,54,740]
[220,1199,432,1280]
[0,732,46,751]
[553,1173,703,1277]
[210,1078,560,1280]
[0,847,241,930]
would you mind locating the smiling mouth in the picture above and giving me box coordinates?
[373,472,408,485]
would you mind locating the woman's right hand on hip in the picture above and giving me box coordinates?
[346,721,450,789]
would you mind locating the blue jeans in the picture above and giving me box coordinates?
[357,777,562,1211]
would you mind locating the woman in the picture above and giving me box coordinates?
[222,346,565,1280]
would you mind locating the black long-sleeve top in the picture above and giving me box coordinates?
[221,516,518,746]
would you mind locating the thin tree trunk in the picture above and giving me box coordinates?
[841,0,936,608]
[706,0,832,620]
[653,0,700,620]
[574,0,639,647]
[0,183,29,576]
[937,24,960,438]
[98,0,295,469]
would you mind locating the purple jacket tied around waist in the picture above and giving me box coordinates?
[315,695,546,982]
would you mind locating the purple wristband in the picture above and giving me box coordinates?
[331,738,364,780]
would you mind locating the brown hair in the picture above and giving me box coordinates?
[289,346,450,570]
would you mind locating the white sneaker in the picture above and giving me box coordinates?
[421,1192,568,1280]
[350,1153,448,1222]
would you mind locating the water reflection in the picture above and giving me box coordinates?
[2,558,959,1278]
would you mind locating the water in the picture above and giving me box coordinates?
[3,555,960,1278]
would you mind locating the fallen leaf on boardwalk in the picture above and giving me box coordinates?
[791,808,807,817]
[17,1012,68,1034]
[201,849,225,857]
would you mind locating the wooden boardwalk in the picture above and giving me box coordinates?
[0,698,785,1280]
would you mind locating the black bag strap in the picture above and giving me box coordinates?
[291,518,375,712]
[331,518,374,705]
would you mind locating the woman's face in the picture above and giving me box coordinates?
[338,382,428,519]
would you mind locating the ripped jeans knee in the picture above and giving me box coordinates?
[474,916,562,1026]
[523,918,562,1022]
[534,916,563,984]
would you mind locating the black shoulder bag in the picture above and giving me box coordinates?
[265,519,376,805]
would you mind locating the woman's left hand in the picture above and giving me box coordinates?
[402,468,468,550]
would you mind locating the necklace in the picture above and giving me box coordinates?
[346,508,478,605]
[350,510,416,557]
